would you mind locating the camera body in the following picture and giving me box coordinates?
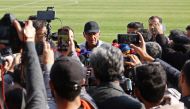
[0,47,13,65]
[117,33,139,44]
[0,13,24,53]
[37,7,55,21]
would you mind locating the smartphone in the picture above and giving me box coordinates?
[57,31,69,51]
[117,34,139,44]
[58,31,69,42]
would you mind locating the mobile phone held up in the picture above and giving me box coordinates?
[57,31,69,52]
[117,33,139,44]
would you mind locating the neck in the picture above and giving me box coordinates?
[87,44,96,50]
[143,101,160,109]
[182,85,190,97]
[56,96,81,109]
[86,41,98,50]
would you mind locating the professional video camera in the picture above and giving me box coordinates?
[120,67,136,96]
[120,76,134,96]
[0,13,24,53]
[37,7,55,40]
[35,7,56,55]
[37,7,55,21]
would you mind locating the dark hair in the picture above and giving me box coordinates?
[135,63,167,103]
[146,42,162,58]
[58,26,74,35]
[182,60,190,86]
[28,15,37,20]
[186,25,190,30]
[52,81,81,101]
[148,16,162,24]
[5,84,25,109]
[32,20,46,30]
[50,57,83,101]
[127,22,144,30]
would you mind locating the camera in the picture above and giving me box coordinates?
[120,76,133,95]
[57,29,70,52]
[0,47,13,65]
[37,7,55,21]
[0,13,24,53]
[117,33,139,44]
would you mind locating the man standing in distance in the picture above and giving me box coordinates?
[79,21,106,51]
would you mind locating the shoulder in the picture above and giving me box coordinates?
[79,42,86,50]
[98,40,110,46]
[100,95,144,109]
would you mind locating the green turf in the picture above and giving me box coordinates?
[0,0,190,43]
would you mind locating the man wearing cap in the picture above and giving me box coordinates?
[79,21,106,51]
[49,57,95,109]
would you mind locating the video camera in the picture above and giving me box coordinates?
[35,7,56,55]
[121,67,137,96]
[37,7,55,21]
[0,47,13,65]
[0,13,24,54]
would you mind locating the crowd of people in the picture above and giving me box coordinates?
[0,14,190,109]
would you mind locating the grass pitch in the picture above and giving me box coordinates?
[0,0,190,43]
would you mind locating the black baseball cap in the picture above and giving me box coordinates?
[50,57,85,88]
[84,21,100,33]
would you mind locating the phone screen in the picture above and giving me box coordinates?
[58,31,69,42]
[117,34,139,44]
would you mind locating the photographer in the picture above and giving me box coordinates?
[43,27,97,109]
[0,14,48,108]
[14,20,48,109]
[55,26,80,59]
[129,33,181,89]
[155,29,190,70]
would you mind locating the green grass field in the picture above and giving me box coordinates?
[0,0,190,43]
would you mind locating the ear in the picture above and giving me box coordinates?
[83,32,86,38]
[81,78,86,85]
[180,72,185,84]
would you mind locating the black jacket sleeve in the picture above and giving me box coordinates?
[24,42,48,109]
[155,34,168,47]
[155,58,180,90]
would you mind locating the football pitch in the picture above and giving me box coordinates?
[0,0,190,43]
